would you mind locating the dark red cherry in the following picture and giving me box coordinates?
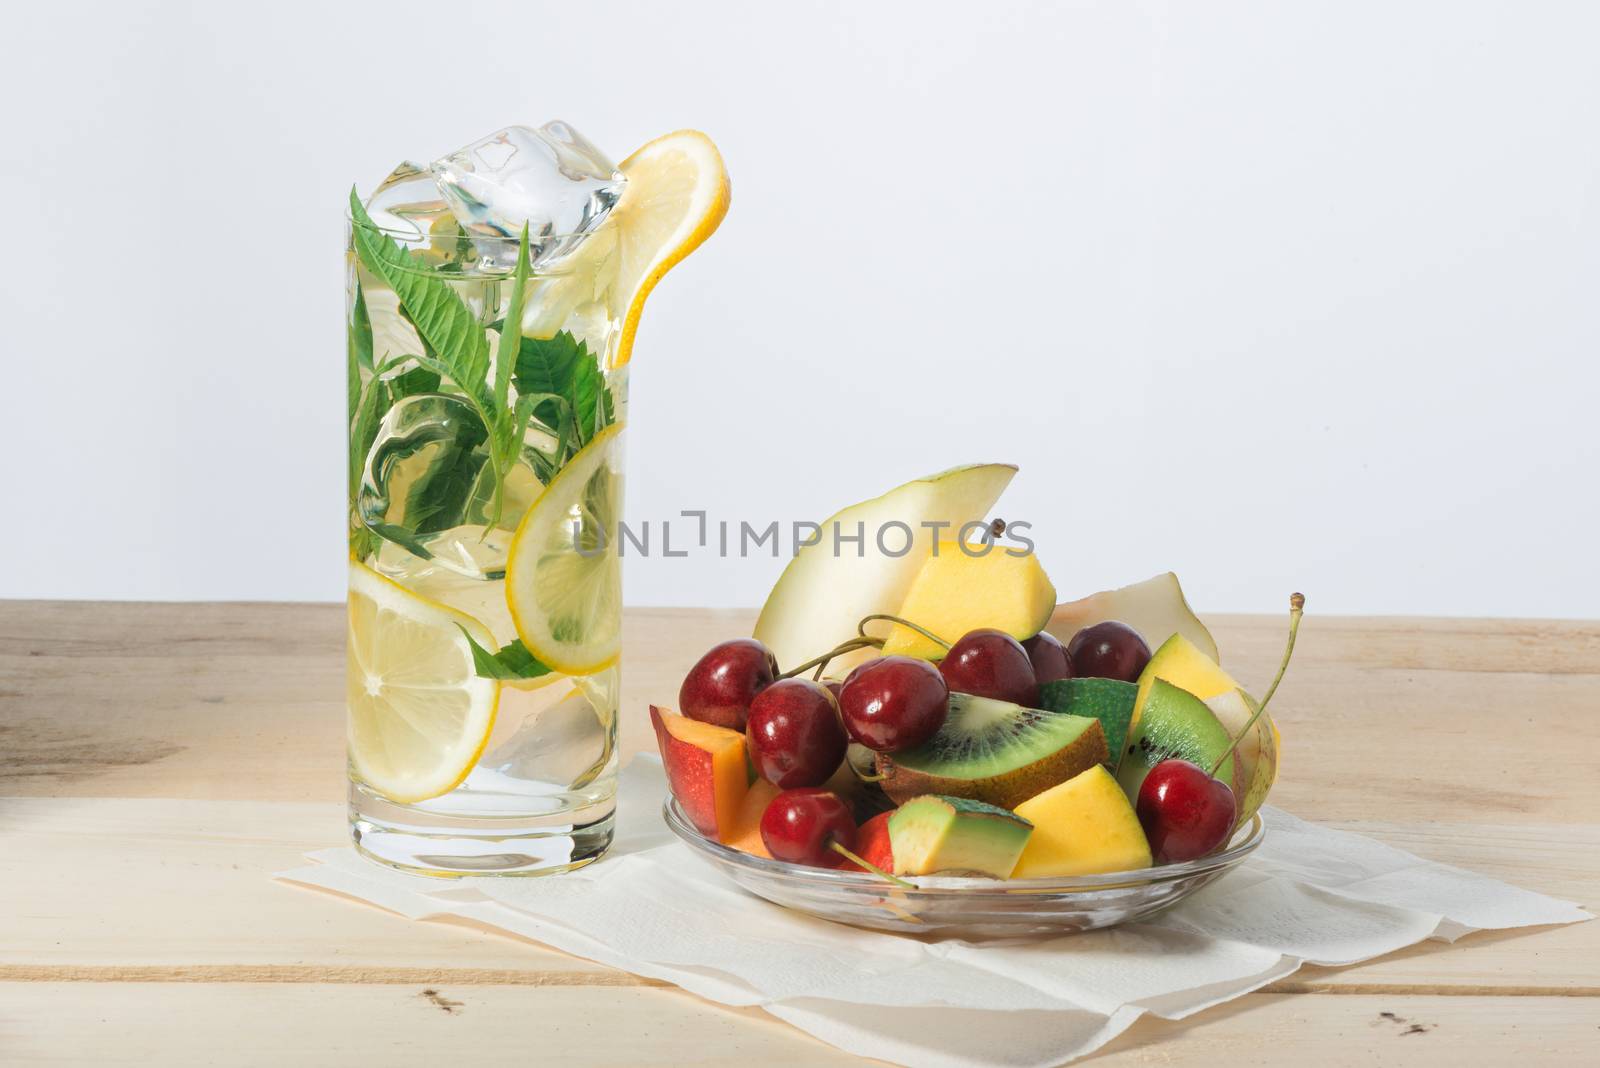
[938,628,1038,705]
[836,656,948,753]
[746,679,848,788]
[1020,631,1073,686]
[1136,759,1237,863]
[760,788,857,867]
[1066,621,1151,683]
[679,638,778,730]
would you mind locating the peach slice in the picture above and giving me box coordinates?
[723,778,781,858]
[650,705,750,838]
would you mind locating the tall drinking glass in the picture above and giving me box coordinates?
[345,201,625,876]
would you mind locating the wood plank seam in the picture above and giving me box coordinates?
[4,965,1597,999]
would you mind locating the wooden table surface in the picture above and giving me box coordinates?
[2,602,1596,1065]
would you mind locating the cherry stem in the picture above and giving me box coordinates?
[1209,592,1304,779]
[828,840,914,890]
[779,613,953,683]
[856,613,952,651]
[777,636,880,681]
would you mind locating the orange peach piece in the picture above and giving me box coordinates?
[650,705,749,838]
[723,779,781,858]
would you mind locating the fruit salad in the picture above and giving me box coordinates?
[653,467,1301,883]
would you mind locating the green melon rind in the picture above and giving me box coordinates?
[888,794,1034,878]
[1036,678,1138,773]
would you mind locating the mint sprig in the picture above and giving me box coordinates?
[348,188,530,530]
[460,628,554,683]
[347,188,617,563]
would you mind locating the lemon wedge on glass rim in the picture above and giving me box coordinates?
[608,129,730,367]
[346,561,500,803]
[505,424,625,674]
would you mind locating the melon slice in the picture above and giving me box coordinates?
[753,464,1016,673]
[1051,573,1218,663]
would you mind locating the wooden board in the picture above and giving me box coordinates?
[1,600,1597,1064]
[4,985,1596,1067]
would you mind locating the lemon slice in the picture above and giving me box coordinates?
[347,561,500,803]
[505,424,625,674]
[610,130,730,368]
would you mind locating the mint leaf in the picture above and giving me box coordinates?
[387,363,441,398]
[348,375,388,500]
[461,628,554,683]
[483,226,533,528]
[348,189,494,419]
[513,331,615,445]
[350,278,374,372]
[347,280,372,425]
[495,226,532,413]
[398,420,489,536]
[369,521,433,560]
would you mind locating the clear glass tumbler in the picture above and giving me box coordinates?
[345,202,625,876]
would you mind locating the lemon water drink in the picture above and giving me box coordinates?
[346,124,728,875]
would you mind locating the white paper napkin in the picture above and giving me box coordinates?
[279,758,1589,1067]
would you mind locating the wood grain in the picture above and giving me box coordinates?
[4,985,1597,1067]
[2,600,1597,1065]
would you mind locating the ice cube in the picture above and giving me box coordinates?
[363,161,472,265]
[484,684,612,790]
[430,122,625,270]
[365,161,445,238]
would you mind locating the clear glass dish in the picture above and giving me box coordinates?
[663,797,1264,936]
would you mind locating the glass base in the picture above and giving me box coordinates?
[348,780,615,877]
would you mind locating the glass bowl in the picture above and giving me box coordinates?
[663,797,1264,936]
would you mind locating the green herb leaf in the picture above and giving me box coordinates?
[348,376,389,499]
[512,331,615,446]
[369,521,434,560]
[461,628,555,682]
[350,278,374,371]
[397,420,490,536]
[495,226,532,411]
[387,363,441,398]
[348,188,494,417]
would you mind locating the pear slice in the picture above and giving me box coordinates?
[1051,572,1218,663]
[753,464,1016,673]
[1205,688,1277,828]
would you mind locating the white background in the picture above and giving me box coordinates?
[3,1,1596,617]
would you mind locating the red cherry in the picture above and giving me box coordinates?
[1020,632,1073,686]
[1135,759,1237,863]
[837,656,949,753]
[746,679,848,788]
[679,638,778,731]
[1066,621,1151,683]
[759,788,857,867]
[939,628,1039,706]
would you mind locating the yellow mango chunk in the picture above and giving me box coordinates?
[1134,634,1240,722]
[882,540,1055,659]
[1011,765,1151,877]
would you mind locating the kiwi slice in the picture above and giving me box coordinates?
[878,693,1108,810]
[1116,679,1243,802]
